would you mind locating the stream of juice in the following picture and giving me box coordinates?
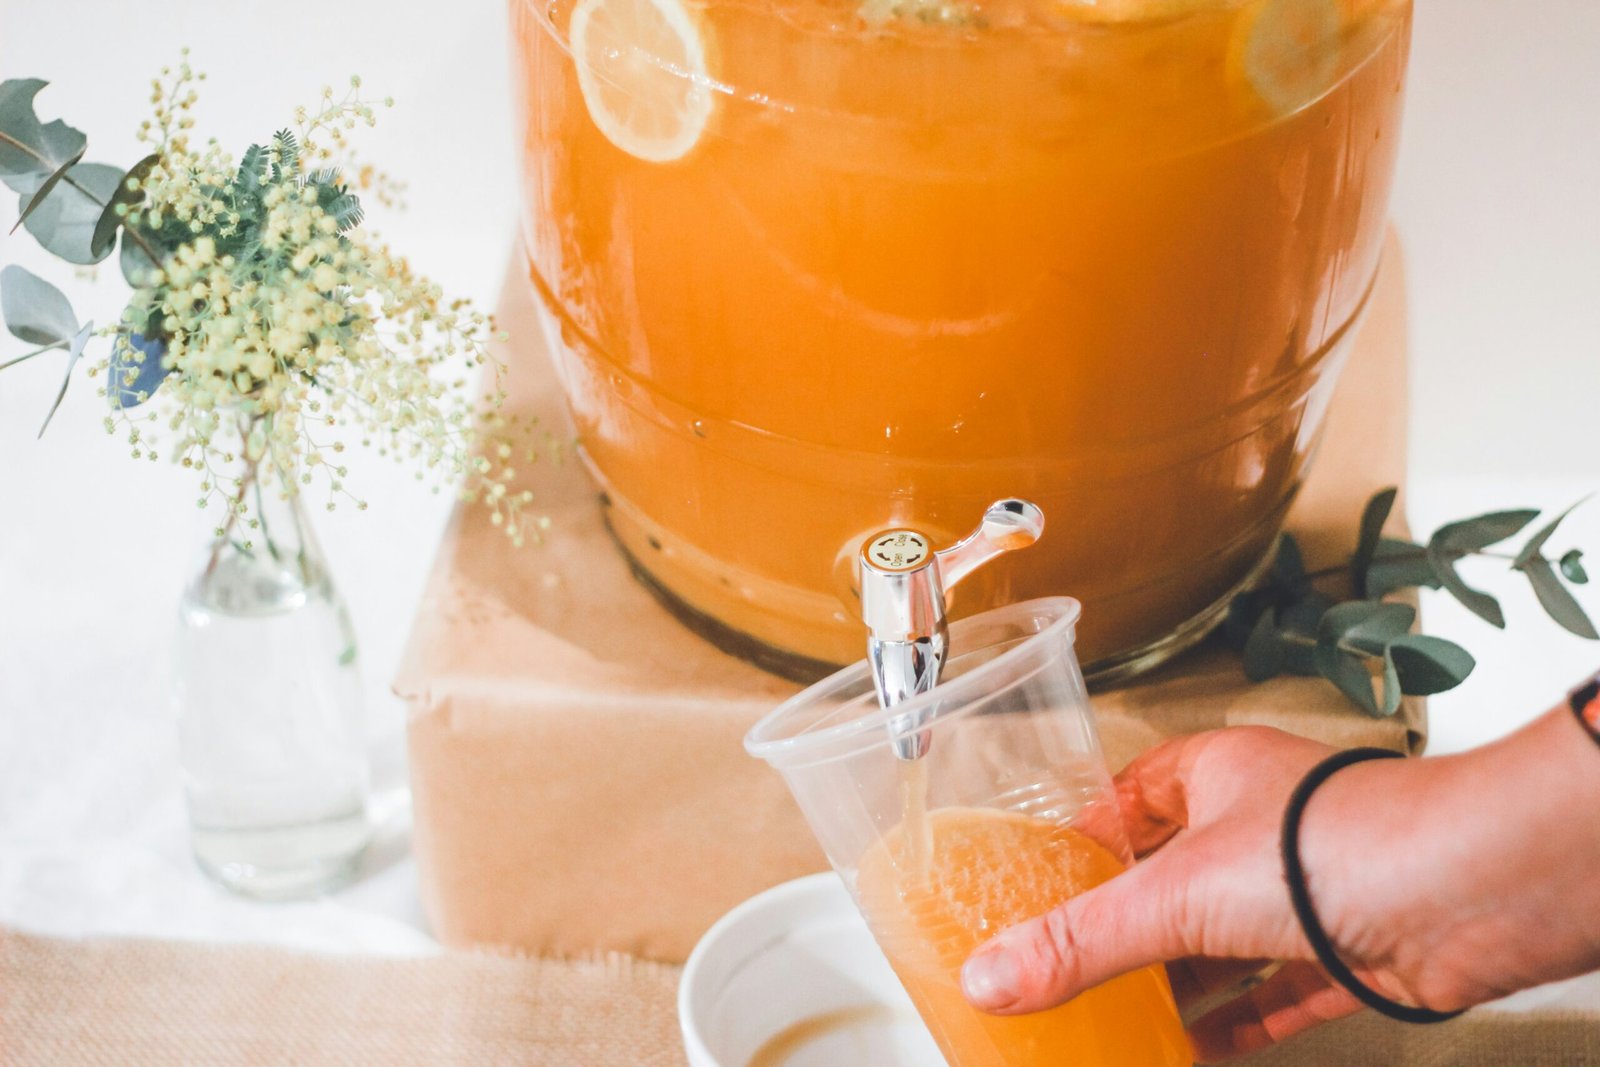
[898,757,933,882]
[856,786,1191,1066]
[513,0,1413,673]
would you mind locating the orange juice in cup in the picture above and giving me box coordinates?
[857,806,1188,1065]
[513,0,1413,677]
[748,599,1193,1066]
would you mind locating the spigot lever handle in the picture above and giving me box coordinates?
[934,500,1046,599]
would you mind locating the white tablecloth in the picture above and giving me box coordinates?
[1,0,1598,1015]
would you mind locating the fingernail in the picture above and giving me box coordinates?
[962,947,1022,1011]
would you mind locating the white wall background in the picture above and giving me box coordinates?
[0,0,1597,950]
[1397,1,1600,482]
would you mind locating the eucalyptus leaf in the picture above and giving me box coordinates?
[1272,533,1306,587]
[37,319,93,437]
[1434,509,1541,554]
[1278,591,1335,676]
[1281,590,1336,637]
[0,264,78,346]
[107,332,170,408]
[12,143,85,233]
[15,161,121,264]
[1515,498,1592,569]
[1283,636,1319,678]
[1426,541,1507,629]
[1386,635,1476,696]
[1523,559,1600,640]
[1243,612,1286,682]
[0,79,87,191]
[1314,644,1380,716]
[1562,550,1589,586]
[1351,487,1398,594]
[1318,600,1416,656]
[1224,591,1271,651]
[1379,653,1404,717]
[120,228,163,287]
[1365,538,1442,598]
[91,153,160,260]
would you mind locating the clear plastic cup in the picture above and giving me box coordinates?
[746,598,1192,1067]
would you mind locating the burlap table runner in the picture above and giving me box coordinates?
[3,928,1597,1066]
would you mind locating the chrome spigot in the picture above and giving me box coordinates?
[859,500,1045,760]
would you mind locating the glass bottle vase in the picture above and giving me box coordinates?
[174,462,373,899]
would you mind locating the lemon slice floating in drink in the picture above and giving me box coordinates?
[569,0,713,163]
[1231,0,1343,113]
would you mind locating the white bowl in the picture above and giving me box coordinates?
[679,873,946,1067]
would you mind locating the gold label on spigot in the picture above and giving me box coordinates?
[866,530,931,573]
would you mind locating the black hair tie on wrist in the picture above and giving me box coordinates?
[1279,747,1466,1026]
[1571,671,1600,748]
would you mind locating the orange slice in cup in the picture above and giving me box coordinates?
[569,0,713,163]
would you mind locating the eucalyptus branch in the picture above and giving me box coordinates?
[1228,487,1595,716]
[0,128,164,267]
[1298,547,1523,585]
[0,341,64,371]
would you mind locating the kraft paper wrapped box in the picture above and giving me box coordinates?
[395,234,1424,964]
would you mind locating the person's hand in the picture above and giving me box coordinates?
[958,727,1383,1061]
[956,717,1600,1062]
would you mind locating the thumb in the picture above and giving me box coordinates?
[961,848,1198,1016]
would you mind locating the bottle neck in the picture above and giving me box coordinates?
[194,456,329,615]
